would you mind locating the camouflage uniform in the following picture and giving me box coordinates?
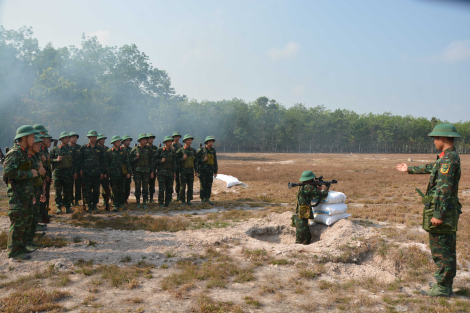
[130,145,154,204]
[195,145,218,202]
[408,146,461,286]
[78,143,105,210]
[172,141,183,198]
[147,144,158,202]
[39,145,51,218]
[155,145,176,205]
[3,143,35,258]
[69,142,82,204]
[293,185,328,244]
[105,146,131,210]
[176,146,196,203]
[99,144,110,204]
[24,153,45,243]
[122,144,133,202]
[50,144,75,210]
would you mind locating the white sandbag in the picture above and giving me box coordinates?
[313,213,351,226]
[312,203,348,215]
[215,174,243,188]
[321,191,347,204]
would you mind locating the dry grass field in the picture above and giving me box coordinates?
[0,152,469,312]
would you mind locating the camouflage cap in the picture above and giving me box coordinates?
[137,133,149,141]
[204,136,216,144]
[428,123,461,138]
[121,135,133,142]
[163,135,174,143]
[34,135,43,143]
[172,131,182,138]
[299,170,316,182]
[69,131,79,139]
[147,133,156,139]
[87,130,98,137]
[110,135,122,144]
[14,125,39,140]
[33,124,48,133]
[182,134,194,142]
[97,133,107,140]
[59,131,71,140]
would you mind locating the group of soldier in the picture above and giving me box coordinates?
[2,124,218,260]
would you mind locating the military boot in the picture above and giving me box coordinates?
[22,245,36,253]
[112,206,118,212]
[164,202,170,207]
[10,253,31,260]
[159,203,165,208]
[74,200,79,206]
[207,200,214,205]
[87,204,93,213]
[187,200,192,206]
[93,204,99,211]
[135,199,141,209]
[120,204,127,211]
[149,194,155,203]
[143,202,148,209]
[421,283,451,297]
[65,207,74,214]
[56,207,62,214]
[181,200,186,205]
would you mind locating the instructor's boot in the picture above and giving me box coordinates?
[65,207,74,214]
[421,283,451,297]
[143,201,148,209]
[56,207,62,214]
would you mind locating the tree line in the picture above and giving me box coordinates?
[1,26,469,154]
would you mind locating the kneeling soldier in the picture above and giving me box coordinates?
[176,134,196,205]
[292,171,328,245]
[130,134,154,209]
[155,136,176,207]
[106,136,131,212]
[396,123,462,297]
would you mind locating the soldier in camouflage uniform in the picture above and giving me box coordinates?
[3,125,43,260]
[397,123,462,297]
[69,132,82,206]
[292,171,329,245]
[78,130,105,213]
[195,136,218,205]
[130,134,154,209]
[39,132,53,223]
[172,132,183,200]
[155,136,176,207]
[105,136,132,212]
[176,134,196,205]
[146,133,158,203]
[24,135,47,245]
[98,134,111,208]
[50,132,76,214]
[121,135,133,204]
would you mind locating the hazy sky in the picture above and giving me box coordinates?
[1,0,469,121]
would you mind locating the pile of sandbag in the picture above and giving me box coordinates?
[312,191,350,226]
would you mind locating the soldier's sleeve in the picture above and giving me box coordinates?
[433,157,457,220]
[304,184,329,200]
[3,151,33,180]
[150,149,155,172]
[172,150,176,171]
[100,148,105,175]
[129,148,137,163]
[407,163,433,174]
[155,149,163,165]
[124,150,132,172]
[213,149,218,174]
[195,149,201,173]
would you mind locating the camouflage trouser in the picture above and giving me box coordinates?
[40,180,51,217]
[7,195,33,257]
[149,171,156,200]
[24,192,41,242]
[179,170,194,202]
[293,215,311,245]
[101,178,110,201]
[174,170,181,198]
[158,174,173,204]
[110,176,126,207]
[199,172,214,201]
[430,232,457,285]
[125,176,132,201]
[53,173,73,208]
[134,171,150,203]
[83,175,101,206]
[73,175,82,202]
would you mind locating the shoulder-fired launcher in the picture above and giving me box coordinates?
[288,176,338,189]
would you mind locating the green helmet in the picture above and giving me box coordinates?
[204,136,216,144]
[299,170,317,182]
[163,135,174,143]
[14,125,39,140]
[147,133,156,139]
[87,130,98,137]
[33,124,48,133]
[172,131,182,138]
[121,135,133,142]
[137,133,149,142]
[69,131,79,139]
[182,134,194,142]
[428,123,461,138]
[59,131,71,140]
[97,133,107,140]
[110,135,122,144]
[34,135,43,143]
[43,132,53,139]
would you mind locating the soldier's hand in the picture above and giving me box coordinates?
[396,163,408,172]
[136,153,140,159]
[33,197,36,204]
[431,217,443,226]
[41,155,46,162]
[195,172,199,177]
[126,174,130,178]
[80,170,83,177]
[31,169,38,177]
[203,156,208,162]
[174,174,176,180]
[40,194,46,202]
[183,154,187,160]
[214,173,217,178]
[57,156,63,162]
[151,172,154,179]
[100,174,104,180]
[45,176,50,182]
[162,158,166,163]
[73,173,78,180]
[39,166,46,176]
